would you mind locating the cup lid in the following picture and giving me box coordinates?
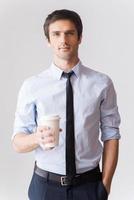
[40,114,60,121]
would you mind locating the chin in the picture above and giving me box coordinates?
[58,54,72,60]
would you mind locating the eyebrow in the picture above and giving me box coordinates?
[51,30,76,34]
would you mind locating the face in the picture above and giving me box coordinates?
[48,20,82,61]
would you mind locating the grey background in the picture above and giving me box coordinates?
[0,0,134,199]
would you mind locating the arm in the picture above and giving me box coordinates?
[12,127,56,153]
[12,132,39,153]
[100,78,121,193]
[12,81,40,153]
[102,139,119,194]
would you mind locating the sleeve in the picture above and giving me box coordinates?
[12,80,37,139]
[100,78,121,141]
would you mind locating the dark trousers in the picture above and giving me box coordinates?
[28,172,108,200]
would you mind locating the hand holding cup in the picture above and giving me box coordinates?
[37,115,61,150]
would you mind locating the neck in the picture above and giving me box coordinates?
[53,56,79,72]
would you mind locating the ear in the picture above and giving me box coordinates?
[47,42,51,47]
[78,35,82,44]
[47,39,51,47]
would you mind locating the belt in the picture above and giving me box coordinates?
[34,164,102,186]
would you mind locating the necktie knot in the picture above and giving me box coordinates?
[63,71,74,79]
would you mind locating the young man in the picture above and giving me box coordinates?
[12,9,121,200]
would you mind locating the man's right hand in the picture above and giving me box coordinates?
[12,127,62,153]
[35,126,56,150]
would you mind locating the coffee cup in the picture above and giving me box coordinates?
[38,114,60,149]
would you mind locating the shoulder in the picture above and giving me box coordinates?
[81,65,113,86]
[19,68,50,93]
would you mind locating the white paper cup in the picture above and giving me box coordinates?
[39,115,60,149]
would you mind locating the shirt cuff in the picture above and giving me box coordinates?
[12,126,36,140]
[101,128,121,141]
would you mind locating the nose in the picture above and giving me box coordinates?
[60,33,67,43]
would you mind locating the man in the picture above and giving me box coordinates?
[12,9,121,200]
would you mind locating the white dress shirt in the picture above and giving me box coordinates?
[13,61,121,175]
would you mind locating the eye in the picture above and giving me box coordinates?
[66,32,75,36]
[52,32,60,36]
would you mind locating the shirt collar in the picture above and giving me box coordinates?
[50,60,82,80]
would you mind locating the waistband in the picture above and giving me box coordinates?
[34,164,102,186]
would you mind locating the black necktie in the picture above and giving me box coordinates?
[63,71,76,177]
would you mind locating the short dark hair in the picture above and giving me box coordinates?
[43,9,83,41]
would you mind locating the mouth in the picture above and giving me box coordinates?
[59,47,70,51]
